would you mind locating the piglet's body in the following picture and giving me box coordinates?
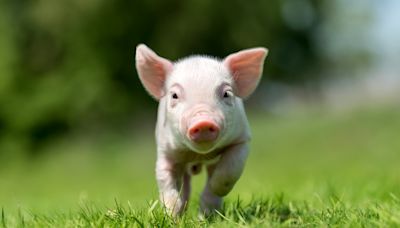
[135,44,268,216]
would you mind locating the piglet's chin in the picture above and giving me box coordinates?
[186,140,218,154]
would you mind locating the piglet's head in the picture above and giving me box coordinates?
[136,44,268,153]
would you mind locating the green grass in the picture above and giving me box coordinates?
[1,105,400,227]
[3,195,400,227]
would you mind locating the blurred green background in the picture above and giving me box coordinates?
[0,0,399,215]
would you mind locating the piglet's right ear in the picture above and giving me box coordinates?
[135,44,173,100]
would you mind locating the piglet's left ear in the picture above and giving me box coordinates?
[223,47,268,99]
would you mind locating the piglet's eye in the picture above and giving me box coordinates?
[223,91,233,98]
[172,93,178,99]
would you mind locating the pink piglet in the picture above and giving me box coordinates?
[135,44,268,216]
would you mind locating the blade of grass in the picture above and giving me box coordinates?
[1,208,6,228]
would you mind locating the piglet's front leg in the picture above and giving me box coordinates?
[200,143,249,215]
[155,155,187,216]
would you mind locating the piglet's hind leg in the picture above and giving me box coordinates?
[200,164,223,216]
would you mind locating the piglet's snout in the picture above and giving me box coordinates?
[188,120,219,143]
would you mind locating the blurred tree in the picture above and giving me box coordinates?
[1,0,364,155]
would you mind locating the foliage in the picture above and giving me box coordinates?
[0,0,327,154]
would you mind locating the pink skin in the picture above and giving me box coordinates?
[135,44,268,216]
[188,120,220,143]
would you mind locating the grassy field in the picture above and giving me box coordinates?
[1,105,400,227]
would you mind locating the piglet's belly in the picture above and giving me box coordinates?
[173,148,223,164]
[185,154,221,175]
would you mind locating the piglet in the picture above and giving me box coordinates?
[135,44,268,216]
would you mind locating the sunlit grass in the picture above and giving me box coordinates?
[1,105,399,226]
[1,195,400,227]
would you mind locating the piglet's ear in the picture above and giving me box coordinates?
[223,47,268,99]
[135,44,173,100]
